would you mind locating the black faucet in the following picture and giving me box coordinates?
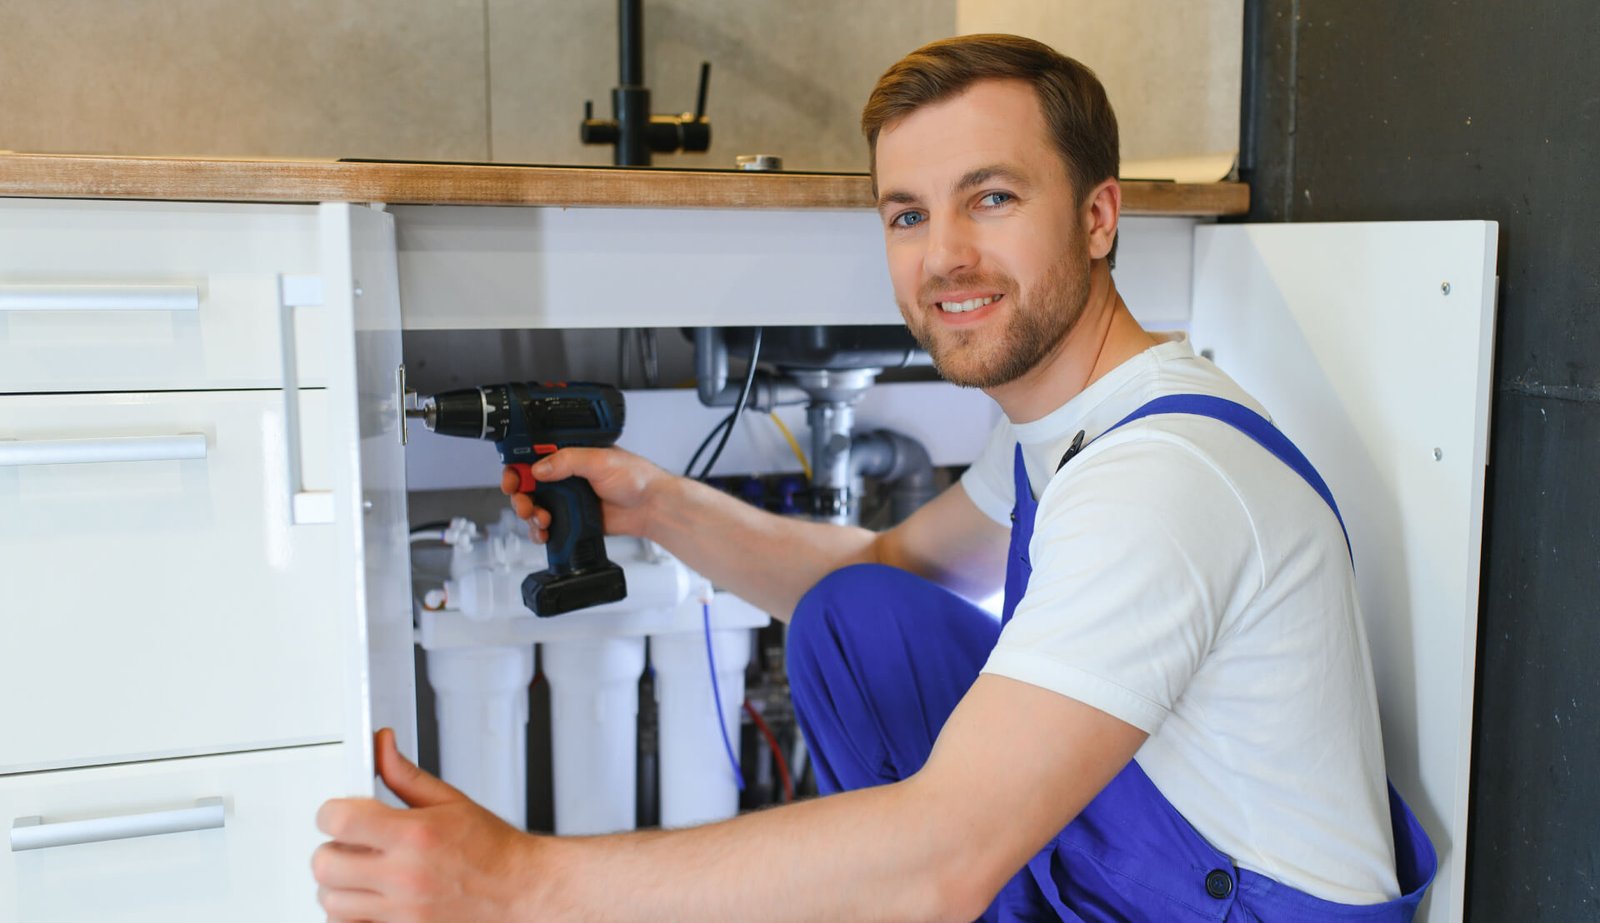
[580,0,712,167]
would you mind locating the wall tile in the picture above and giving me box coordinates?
[1,2,1239,172]
[958,0,1243,167]
[0,0,489,160]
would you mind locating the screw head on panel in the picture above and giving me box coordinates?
[1441,282,1452,295]
[1433,448,1443,461]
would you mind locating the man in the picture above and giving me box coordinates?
[313,34,1434,922]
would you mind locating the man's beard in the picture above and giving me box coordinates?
[901,250,1091,390]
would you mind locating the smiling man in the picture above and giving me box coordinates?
[313,35,1435,922]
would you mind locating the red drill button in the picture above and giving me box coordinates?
[534,443,558,456]
[511,462,537,493]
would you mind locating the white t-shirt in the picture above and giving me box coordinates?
[961,335,1400,905]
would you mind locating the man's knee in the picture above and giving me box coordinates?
[790,563,892,668]
[788,563,925,663]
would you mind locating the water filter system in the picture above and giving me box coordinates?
[414,511,768,834]
[405,338,942,833]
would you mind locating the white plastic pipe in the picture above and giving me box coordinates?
[650,627,753,829]
[425,646,534,828]
[540,635,647,835]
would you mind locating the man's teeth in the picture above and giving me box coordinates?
[938,295,999,313]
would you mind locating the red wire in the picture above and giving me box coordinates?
[742,700,795,803]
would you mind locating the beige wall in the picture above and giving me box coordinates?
[0,0,491,161]
[0,1,1237,174]
[959,0,1243,174]
[0,0,950,172]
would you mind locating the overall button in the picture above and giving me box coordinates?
[1204,869,1234,899]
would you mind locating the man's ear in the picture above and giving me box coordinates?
[1083,179,1121,261]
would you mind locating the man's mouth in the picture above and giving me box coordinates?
[936,294,1003,314]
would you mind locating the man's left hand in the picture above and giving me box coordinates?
[312,728,544,922]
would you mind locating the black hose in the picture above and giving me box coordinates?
[695,327,763,480]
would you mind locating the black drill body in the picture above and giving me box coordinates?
[420,381,627,616]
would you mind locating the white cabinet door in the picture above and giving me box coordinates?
[311,204,418,797]
[1191,220,1499,923]
[0,390,344,772]
[1,744,341,923]
[0,200,414,922]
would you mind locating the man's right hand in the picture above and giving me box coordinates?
[500,446,669,544]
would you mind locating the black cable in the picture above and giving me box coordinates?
[639,328,660,387]
[616,329,631,389]
[683,411,735,477]
[696,327,762,480]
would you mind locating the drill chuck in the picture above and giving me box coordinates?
[417,388,494,439]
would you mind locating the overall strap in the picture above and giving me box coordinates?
[1100,394,1353,560]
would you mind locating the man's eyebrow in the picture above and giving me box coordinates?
[953,165,1030,195]
[876,165,1033,212]
[875,189,919,212]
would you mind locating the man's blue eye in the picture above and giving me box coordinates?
[980,192,1013,207]
[892,211,925,229]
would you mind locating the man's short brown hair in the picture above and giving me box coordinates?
[862,34,1120,262]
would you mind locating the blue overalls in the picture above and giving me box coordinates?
[787,395,1437,922]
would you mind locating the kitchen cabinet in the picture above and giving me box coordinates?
[1,198,415,921]
[0,157,1493,923]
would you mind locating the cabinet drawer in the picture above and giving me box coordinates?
[0,390,346,773]
[1,744,342,923]
[0,199,327,393]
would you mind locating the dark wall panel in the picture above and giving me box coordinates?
[1476,392,1600,918]
[1245,1,1600,918]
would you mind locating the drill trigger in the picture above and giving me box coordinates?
[511,462,537,493]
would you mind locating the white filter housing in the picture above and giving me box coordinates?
[425,645,534,827]
[651,626,753,829]
[540,635,648,835]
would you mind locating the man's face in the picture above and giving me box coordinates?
[874,79,1091,389]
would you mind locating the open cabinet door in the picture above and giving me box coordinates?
[317,203,418,799]
[1190,221,1498,923]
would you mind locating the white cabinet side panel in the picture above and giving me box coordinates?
[1190,221,1498,923]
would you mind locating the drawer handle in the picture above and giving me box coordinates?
[0,434,208,467]
[0,284,201,312]
[279,274,333,524]
[11,797,225,852]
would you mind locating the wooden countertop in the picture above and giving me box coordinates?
[0,153,1248,215]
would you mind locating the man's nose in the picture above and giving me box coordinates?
[924,215,979,279]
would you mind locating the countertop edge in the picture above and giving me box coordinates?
[0,154,1250,216]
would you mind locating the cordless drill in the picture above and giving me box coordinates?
[411,382,627,616]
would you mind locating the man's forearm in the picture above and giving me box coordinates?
[643,474,884,617]
[528,781,978,923]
